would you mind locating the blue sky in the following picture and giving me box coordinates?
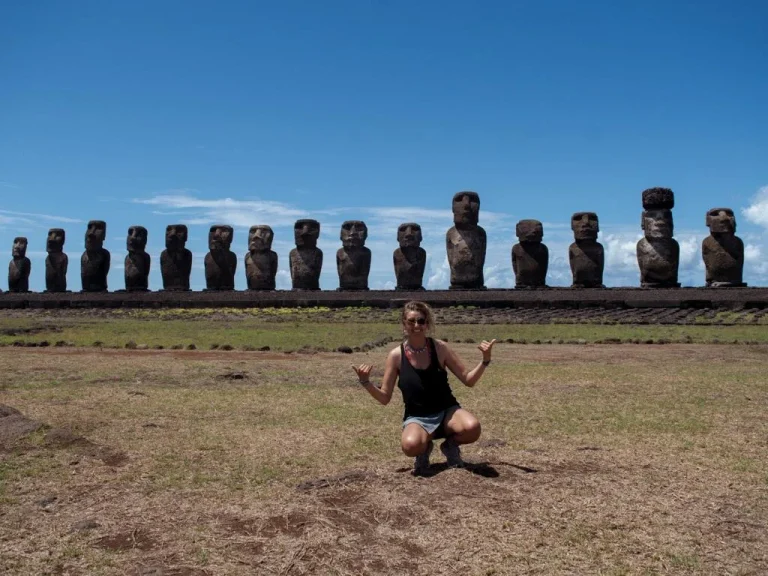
[1,0,767,291]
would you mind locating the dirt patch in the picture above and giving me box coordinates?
[95,528,157,551]
[131,569,210,576]
[0,404,43,450]
[45,428,128,467]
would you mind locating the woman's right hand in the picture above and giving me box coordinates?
[352,364,373,384]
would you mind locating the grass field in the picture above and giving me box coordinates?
[1,315,767,575]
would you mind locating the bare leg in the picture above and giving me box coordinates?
[444,407,482,445]
[401,423,431,456]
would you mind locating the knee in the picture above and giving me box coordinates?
[401,436,428,457]
[462,419,482,443]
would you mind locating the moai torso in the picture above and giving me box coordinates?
[245,225,278,290]
[81,220,110,292]
[8,237,30,292]
[636,188,679,288]
[204,225,237,290]
[290,219,323,290]
[125,226,150,291]
[446,191,486,289]
[393,223,426,290]
[45,228,68,292]
[702,208,745,287]
[569,212,604,288]
[337,220,371,291]
[160,225,192,291]
[512,220,548,288]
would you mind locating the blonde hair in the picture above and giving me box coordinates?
[401,301,435,334]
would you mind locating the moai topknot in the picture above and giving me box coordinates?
[446,191,486,289]
[245,225,278,290]
[81,220,110,292]
[161,224,192,291]
[702,208,745,287]
[569,212,604,288]
[393,222,426,290]
[290,219,322,290]
[636,188,680,288]
[8,237,30,292]
[512,219,548,288]
[337,220,371,291]
[45,228,68,292]
[125,226,150,291]
[204,225,237,290]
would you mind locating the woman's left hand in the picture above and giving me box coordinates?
[478,339,497,362]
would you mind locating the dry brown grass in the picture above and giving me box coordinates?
[1,344,767,575]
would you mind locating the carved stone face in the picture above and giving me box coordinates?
[706,208,736,235]
[85,220,107,250]
[516,220,543,243]
[127,226,148,252]
[209,225,233,250]
[340,220,367,249]
[642,209,674,239]
[398,223,422,249]
[165,224,188,250]
[294,219,320,248]
[12,237,27,258]
[249,225,274,252]
[47,228,66,253]
[452,191,480,226]
[572,212,599,241]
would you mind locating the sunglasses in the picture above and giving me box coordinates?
[406,317,427,326]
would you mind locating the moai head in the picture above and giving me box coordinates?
[84,220,107,251]
[340,220,368,249]
[12,237,27,259]
[165,224,188,251]
[208,225,233,251]
[516,219,543,243]
[706,208,736,235]
[452,191,480,227]
[126,226,148,253]
[47,228,66,253]
[248,225,274,253]
[641,209,674,239]
[294,219,320,249]
[572,212,599,241]
[397,222,423,249]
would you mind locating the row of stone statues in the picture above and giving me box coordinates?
[4,189,746,293]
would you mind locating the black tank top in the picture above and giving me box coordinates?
[398,338,459,419]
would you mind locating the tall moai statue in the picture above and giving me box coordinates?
[204,225,236,290]
[446,191,486,289]
[81,220,110,292]
[290,219,322,290]
[702,208,746,287]
[337,220,371,291]
[8,237,31,292]
[569,212,604,288]
[393,222,426,290]
[245,225,278,290]
[45,228,68,293]
[161,225,192,291]
[124,226,150,291]
[512,220,548,288]
[636,188,680,288]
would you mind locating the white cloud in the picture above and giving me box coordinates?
[742,186,768,228]
[0,210,82,226]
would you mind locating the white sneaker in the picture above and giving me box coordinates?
[440,437,464,468]
[414,440,433,475]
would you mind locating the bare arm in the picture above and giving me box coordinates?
[439,339,496,388]
[352,347,400,406]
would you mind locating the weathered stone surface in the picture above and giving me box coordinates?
[446,191,486,289]
[512,219,548,288]
[160,224,192,291]
[637,196,680,288]
[337,220,370,291]
[245,225,278,290]
[569,212,604,288]
[702,207,745,287]
[642,187,675,210]
[124,226,150,292]
[204,225,236,291]
[393,222,426,290]
[8,237,30,293]
[45,228,68,293]
[290,219,323,290]
[81,221,110,292]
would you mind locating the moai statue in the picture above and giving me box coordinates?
[337,220,371,291]
[124,226,150,291]
[290,219,323,290]
[161,225,192,291]
[569,212,604,288]
[702,208,746,287]
[81,220,110,292]
[8,237,31,292]
[393,222,426,290]
[245,225,278,290]
[636,188,680,288]
[204,225,237,290]
[45,228,68,293]
[512,220,548,288]
[446,191,486,289]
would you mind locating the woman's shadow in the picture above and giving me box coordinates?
[402,461,537,478]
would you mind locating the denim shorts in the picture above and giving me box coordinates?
[402,405,459,436]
